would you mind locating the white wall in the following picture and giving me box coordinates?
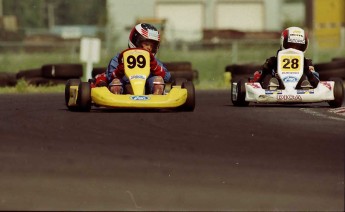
[156,1,205,41]
[264,0,283,31]
[106,0,304,46]
[215,1,265,31]
[106,0,156,50]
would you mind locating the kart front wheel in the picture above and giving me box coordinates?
[77,82,92,112]
[231,79,249,106]
[181,81,195,111]
[328,77,344,108]
[65,79,81,111]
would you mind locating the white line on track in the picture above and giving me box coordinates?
[300,107,345,122]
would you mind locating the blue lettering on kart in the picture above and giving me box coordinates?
[283,76,298,82]
[297,90,314,94]
[265,90,282,95]
[130,96,150,101]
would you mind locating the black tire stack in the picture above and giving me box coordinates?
[314,58,345,81]
[163,61,198,82]
[225,63,262,83]
[0,72,17,87]
[14,64,83,86]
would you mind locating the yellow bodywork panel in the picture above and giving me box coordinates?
[123,49,150,95]
[91,86,187,108]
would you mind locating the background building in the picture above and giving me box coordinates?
[106,0,306,49]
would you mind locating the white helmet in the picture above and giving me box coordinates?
[280,26,308,52]
[128,23,160,54]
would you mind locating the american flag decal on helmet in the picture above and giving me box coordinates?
[141,28,159,41]
[141,28,148,38]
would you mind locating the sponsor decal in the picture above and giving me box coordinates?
[283,76,298,82]
[247,83,261,89]
[282,71,300,74]
[265,90,282,95]
[320,82,332,90]
[277,94,302,102]
[297,90,314,94]
[130,75,146,80]
[288,31,305,44]
[288,38,305,44]
[130,96,150,101]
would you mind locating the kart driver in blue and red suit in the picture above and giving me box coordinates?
[94,23,171,95]
[250,26,320,89]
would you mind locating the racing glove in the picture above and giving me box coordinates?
[250,70,262,82]
[149,53,166,78]
[111,63,124,79]
[94,72,108,87]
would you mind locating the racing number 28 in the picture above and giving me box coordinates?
[282,58,299,69]
[127,55,146,69]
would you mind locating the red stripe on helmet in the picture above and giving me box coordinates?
[141,28,148,38]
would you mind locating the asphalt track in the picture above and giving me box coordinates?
[0,90,344,211]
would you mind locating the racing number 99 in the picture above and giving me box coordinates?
[127,55,146,69]
[282,58,299,69]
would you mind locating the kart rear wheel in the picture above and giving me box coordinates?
[328,77,344,108]
[231,79,249,106]
[181,81,195,111]
[77,82,92,112]
[171,78,187,86]
[65,79,81,111]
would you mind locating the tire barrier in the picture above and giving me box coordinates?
[0,72,17,87]
[225,63,261,83]
[0,64,84,87]
[16,68,42,79]
[314,59,345,81]
[41,64,83,79]
[91,67,106,78]
[163,61,198,82]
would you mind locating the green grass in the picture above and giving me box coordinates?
[0,79,65,94]
[0,44,344,93]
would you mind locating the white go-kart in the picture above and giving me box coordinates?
[231,48,344,107]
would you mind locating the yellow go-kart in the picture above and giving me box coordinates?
[65,49,195,112]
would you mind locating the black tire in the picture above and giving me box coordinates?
[77,82,91,112]
[225,64,261,74]
[171,78,187,86]
[231,79,249,106]
[328,77,344,108]
[65,79,81,111]
[170,71,194,81]
[226,64,260,84]
[332,57,345,62]
[181,81,195,111]
[92,67,106,78]
[163,62,192,71]
[42,64,83,79]
[16,68,42,79]
[318,68,345,81]
[25,77,67,86]
[314,60,345,72]
[0,72,17,87]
